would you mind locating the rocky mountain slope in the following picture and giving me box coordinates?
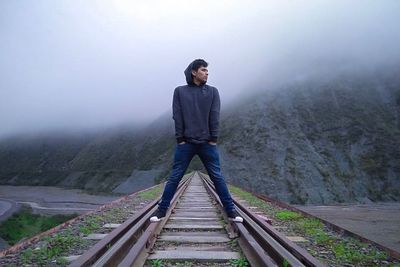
[0,120,175,193]
[219,68,400,204]
[1,67,399,204]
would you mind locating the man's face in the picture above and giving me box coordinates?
[192,66,208,84]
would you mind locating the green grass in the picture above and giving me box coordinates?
[136,184,163,200]
[78,215,102,235]
[282,258,290,267]
[20,228,86,266]
[296,218,323,233]
[275,210,302,220]
[332,241,388,265]
[149,258,163,267]
[227,238,238,249]
[0,207,77,245]
[229,256,249,267]
[227,184,395,266]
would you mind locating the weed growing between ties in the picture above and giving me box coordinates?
[228,184,397,266]
[227,238,238,249]
[282,258,290,267]
[149,258,163,267]
[78,215,102,235]
[229,256,249,267]
[20,228,87,266]
[0,206,77,245]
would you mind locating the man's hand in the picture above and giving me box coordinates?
[208,141,217,145]
[178,141,186,145]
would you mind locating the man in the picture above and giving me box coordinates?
[149,59,243,223]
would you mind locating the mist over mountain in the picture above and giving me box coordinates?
[2,1,400,139]
[0,65,399,204]
[219,65,400,204]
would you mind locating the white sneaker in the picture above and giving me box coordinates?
[227,210,244,223]
[149,209,166,222]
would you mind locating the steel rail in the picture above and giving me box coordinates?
[199,172,278,267]
[255,193,400,261]
[68,172,194,267]
[199,172,325,267]
[116,172,193,267]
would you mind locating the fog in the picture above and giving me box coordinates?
[1,0,399,139]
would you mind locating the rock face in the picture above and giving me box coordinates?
[0,67,399,204]
[219,69,400,204]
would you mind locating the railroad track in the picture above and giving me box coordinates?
[69,171,325,266]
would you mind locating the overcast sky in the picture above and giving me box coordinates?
[1,0,399,139]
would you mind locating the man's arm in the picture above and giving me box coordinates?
[209,87,220,143]
[173,87,185,143]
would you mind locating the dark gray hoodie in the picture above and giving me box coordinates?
[172,61,220,144]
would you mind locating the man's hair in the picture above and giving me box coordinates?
[191,59,208,71]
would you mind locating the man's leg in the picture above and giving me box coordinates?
[157,143,195,211]
[198,143,235,212]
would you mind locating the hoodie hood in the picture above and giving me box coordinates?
[184,61,195,85]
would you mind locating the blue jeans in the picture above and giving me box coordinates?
[158,142,235,213]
